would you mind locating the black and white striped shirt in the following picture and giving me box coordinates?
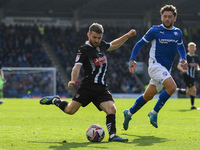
[75,40,111,90]
[180,53,199,79]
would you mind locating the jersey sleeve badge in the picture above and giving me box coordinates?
[75,55,80,62]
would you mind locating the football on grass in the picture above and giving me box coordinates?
[86,124,105,142]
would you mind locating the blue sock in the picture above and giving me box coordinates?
[153,90,170,113]
[129,95,146,115]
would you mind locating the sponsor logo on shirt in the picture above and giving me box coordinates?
[94,56,107,66]
[159,39,178,44]
[189,63,197,67]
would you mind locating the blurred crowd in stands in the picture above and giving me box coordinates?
[0,23,55,97]
[1,22,200,97]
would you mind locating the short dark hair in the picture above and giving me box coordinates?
[160,5,177,17]
[89,23,104,34]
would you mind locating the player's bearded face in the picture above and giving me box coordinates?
[161,11,176,29]
[88,31,103,47]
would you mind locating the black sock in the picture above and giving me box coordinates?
[54,99,68,112]
[54,99,61,106]
[106,114,116,136]
[190,95,195,106]
[178,88,186,95]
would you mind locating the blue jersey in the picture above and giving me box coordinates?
[130,24,186,70]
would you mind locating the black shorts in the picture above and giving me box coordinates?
[72,88,114,111]
[183,73,195,88]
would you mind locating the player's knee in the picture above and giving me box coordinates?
[193,88,197,93]
[172,85,177,92]
[64,108,75,115]
[105,105,116,114]
[166,85,177,95]
[171,86,177,93]
[111,106,116,114]
[65,110,75,115]
[190,88,197,96]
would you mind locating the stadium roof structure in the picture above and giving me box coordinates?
[0,0,199,27]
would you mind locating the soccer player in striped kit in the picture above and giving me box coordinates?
[177,42,200,110]
[40,23,136,142]
[123,5,187,129]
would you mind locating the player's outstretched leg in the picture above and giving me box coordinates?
[40,95,60,105]
[108,135,128,142]
[123,109,132,130]
[40,95,69,113]
[148,111,158,128]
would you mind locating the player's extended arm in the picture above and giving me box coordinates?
[177,43,187,61]
[108,29,136,51]
[130,38,146,60]
[129,39,146,74]
[177,43,187,70]
[68,64,81,88]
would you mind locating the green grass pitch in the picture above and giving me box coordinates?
[0,98,200,150]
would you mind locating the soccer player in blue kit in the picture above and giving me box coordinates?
[123,5,187,129]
